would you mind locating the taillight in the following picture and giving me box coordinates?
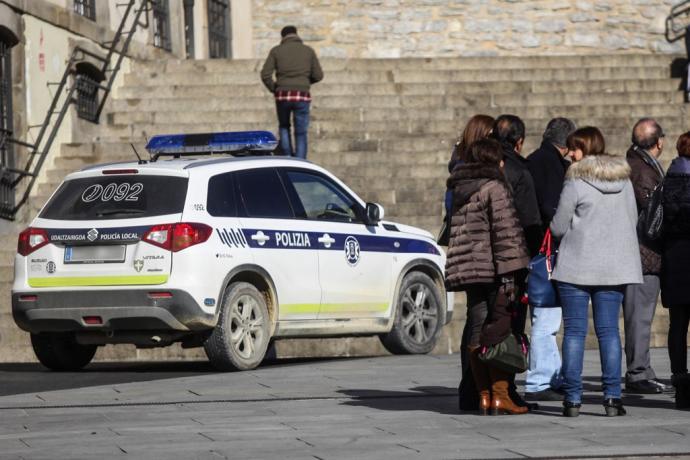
[18,228,50,256]
[142,223,212,252]
[142,224,173,250]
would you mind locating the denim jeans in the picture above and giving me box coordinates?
[558,282,624,404]
[276,100,310,159]
[525,306,563,393]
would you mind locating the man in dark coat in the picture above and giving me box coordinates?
[624,118,667,394]
[523,118,576,401]
[490,114,542,410]
[491,115,543,257]
[260,25,323,158]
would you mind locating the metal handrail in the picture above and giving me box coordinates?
[0,0,152,221]
[666,0,690,42]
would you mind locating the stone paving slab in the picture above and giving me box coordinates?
[0,349,687,459]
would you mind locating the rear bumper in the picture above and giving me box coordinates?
[12,289,215,333]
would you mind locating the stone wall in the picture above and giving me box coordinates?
[252,0,685,58]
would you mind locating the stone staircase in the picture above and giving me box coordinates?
[4,54,688,361]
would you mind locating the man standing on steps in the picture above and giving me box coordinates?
[624,118,667,395]
[524,117,576,401]
[260,25,323,159]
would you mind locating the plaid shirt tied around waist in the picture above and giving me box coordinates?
[274,90,312,102]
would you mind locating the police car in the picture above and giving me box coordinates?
[12,131,452,371]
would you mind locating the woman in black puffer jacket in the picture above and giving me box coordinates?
[661,131,690,409]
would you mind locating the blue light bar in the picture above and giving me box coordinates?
[145,131,278,155]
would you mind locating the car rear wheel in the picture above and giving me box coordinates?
[380,271,445,355]
[31,332,97,371]
[204,282,271,371]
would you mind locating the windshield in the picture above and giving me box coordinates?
[40,175,189,220]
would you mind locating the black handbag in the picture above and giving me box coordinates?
[527,229,558,308]
[478,333,529,374]
[637,182,664,242]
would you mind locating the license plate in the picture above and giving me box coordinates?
[64,245,126,264]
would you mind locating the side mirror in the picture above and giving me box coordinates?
[365,202,384,225]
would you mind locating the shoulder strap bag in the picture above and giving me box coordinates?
[527,229,559,308]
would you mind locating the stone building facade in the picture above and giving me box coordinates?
[252,0,686,58]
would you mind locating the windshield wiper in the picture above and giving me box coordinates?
[96,209,145,217]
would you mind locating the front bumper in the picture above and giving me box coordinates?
[12,289,216,333]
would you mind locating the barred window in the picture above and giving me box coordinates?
[183,0,195,58]
[75,63,104,123]
[0,37,15,209]
[73,0,96,21]
[208,0,231,58]
[152,0,171,51]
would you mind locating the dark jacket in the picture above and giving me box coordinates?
[527,141,570,227]
[501,145,543,256]
[661,156,690,307]
[260,35,324,93]
[444,163,530,291]
[626,146,664,275]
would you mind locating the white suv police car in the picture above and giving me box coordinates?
[13,131,452,371]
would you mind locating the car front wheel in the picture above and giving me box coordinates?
[204,282,271,371]
[380,271,445,355]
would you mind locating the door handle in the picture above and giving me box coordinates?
[251,231,270,246]
[318,233,336,248]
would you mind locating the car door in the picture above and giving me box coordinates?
[280,168,393,320]
[235,167,321,321]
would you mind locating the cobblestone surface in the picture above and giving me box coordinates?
[0,349,687,459]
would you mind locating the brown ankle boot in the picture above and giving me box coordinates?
[468,346,491,415]
[489,367,528,415]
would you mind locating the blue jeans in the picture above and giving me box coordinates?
[276,100,310,159]
[525,306,563,393]
[558,282,624,404]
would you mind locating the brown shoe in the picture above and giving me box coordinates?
[469,346,491,416]
[489,367,528,415]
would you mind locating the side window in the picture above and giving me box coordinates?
[285,170,360,223]
[236,168,294,219]
[207,172,236,217]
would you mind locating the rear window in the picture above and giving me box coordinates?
[40,175,189,220]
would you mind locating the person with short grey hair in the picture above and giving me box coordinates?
[524,117,576,401]
[623,118,667,394]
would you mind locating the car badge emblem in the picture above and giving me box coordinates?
[133,259,144,273]
[344,236,361,266]
[46,261,56,274]
[87,228,99,242]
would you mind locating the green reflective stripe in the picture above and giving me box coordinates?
[321,302,389,313]
[282,303,320,315]
[28,275,168,287]
[282,302,389,315]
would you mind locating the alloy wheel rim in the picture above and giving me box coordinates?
[400,283,438,345]
[229,295,265,360]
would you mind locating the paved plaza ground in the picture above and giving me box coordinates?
[0,348,687,460]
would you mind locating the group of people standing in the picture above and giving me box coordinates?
[443,114,690,416]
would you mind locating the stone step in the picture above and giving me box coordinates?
[124,66,672,87]
[132,54,685,72]
[114,78,683,100]
[109,90,685,113]
[131,54,681,74]
[108,102,688,127]
[52,156,100,172]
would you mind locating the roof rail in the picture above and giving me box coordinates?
[145,130,278,161]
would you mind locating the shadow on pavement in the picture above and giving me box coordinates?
[338,386,459,415]
[0,355,374,397]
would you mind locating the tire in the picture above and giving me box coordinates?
[204,282,272,371]
[380,271,445,355]
[31,332,97,371]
